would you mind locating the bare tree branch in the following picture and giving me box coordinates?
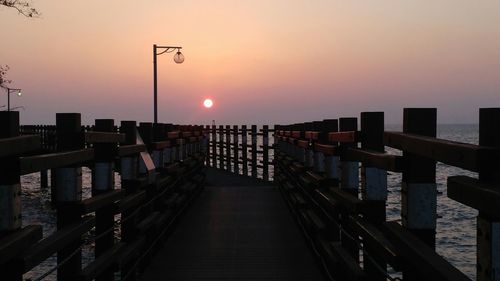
[1,0,40,17]
[0,65,11,90]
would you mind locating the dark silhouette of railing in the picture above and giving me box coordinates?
[204,124,273,181]
[274,108,500,281]
[0,112,207,281]
[1,107,499,281]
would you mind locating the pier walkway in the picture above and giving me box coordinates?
[142,168,325,281]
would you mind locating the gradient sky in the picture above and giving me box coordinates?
[1,1,500,125]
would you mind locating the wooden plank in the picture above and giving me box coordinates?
[151,140,171,150]
[0,225,42,264]
[448,176,500,217]
[329,131,358,143]
[384,131,495,172]
[85,131,125,143]
[328,188,364,214]
[77,244,125,281]
[314,143,337,155]
[116,191,147,213]
[117,144,146,156]
[20,149,94,175]
[296,140,309,148]
[305,131,319,140]
[344,148,405,172]
[22,217,95,271]
[78,190,124,214]
[0,135,40,157]
[347,216,402,270]
[383,222,471,281]
[112,238,145,268]
[167,131,180,139]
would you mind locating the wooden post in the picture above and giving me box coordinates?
[251,125,258,178]
[233,125,239,174]
[204,125,210,166]
[153,123,166,169]
[92,119,116,281]
[242,125,248,176]
[211,125,216,167]
[324,119,339,186]
[477,108,500,281]
[218,125,223,169]
[313,121,325,174]
[225,125,231,171]
[339,117,359,261]
[262,125,269,181]
[360,112,387,281]
[339,117,359,192]
[304,122,314,169]
[55,113,84,281]
[0,111,23,281]
[120,121,138,190]
[163,124,173,166]
[401,108,437,248]
[119,121,138,281]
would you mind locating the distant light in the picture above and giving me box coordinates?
[203,98,213,108]
[17,91,22,97]
[174,51,185,64]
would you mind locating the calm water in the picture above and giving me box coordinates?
[21,124,478,280]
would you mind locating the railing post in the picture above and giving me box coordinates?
[478,108,500,281]
[163,124,174,166]
[153,123,166,169]
[323,119,339,186]
[119,121,139,281]
[401,108,437,248]
[55,113,84,281]
[218,125,224,169]
[204,125,211,166]
[92,119,116,281]
[0,111,23,281]
[211,125,216,167]
[120,121,138,189]
[233,125,239,174]
[360,112,387,281]
[251,125,258,178]
[262,125,269,181]
[225,125,231,171]
[304,122,314,169]
[312,121,325,174]
[242,125,248,176]
[338,117,359,261]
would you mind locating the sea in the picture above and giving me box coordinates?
[20,124,478,280]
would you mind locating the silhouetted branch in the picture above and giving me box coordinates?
[0,65,11,90]
[1,0,39,17]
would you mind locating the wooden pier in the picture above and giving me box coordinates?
[141,167,324,280]
[0,107,499,281]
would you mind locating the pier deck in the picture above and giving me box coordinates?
[142,168,325,281]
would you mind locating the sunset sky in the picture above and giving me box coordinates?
[1,1,499,125]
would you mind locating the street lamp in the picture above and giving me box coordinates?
[153,44,184,123]
[5,87,22,111]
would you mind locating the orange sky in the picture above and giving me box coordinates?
[1,1,500,124]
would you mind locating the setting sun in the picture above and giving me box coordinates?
[203,98,214,108]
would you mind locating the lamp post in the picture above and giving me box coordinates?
[153,44,184,123]
[5,87,22,111]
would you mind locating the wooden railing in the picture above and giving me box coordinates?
[204,124,273,181]
[0,112,207,281]
[274,108,500,281]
